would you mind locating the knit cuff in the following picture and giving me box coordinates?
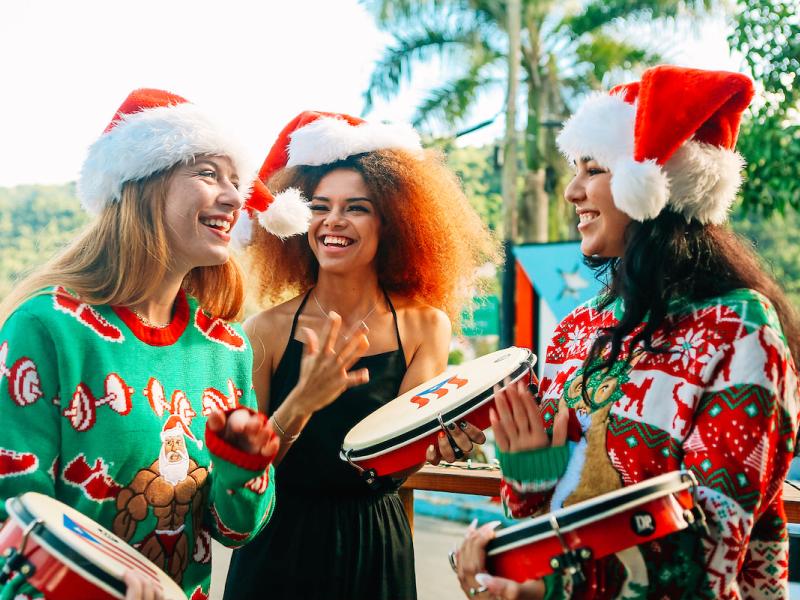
[205,407,272,472]
[497,444,570,493]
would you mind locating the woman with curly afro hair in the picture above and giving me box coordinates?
[223,112,499,600]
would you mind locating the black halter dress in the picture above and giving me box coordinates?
[224,292,416,600]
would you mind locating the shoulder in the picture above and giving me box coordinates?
[244,294,305,357]
[3,287,64,330]
[390,294,451,337]
[677,288,783,341]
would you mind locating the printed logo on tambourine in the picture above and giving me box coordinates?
[409,375,468,408]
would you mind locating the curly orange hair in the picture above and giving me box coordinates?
[247,149,498,324]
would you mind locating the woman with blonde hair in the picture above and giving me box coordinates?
[0,92,367,599]
[224,111,498,600]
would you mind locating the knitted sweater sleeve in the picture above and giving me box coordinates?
[0,309,61,522]
[677,323,796,598]
[202,388,276,548]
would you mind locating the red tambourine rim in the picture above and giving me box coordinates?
[341,350,535,461]
[486,471,695,556]
[6,496,129,598]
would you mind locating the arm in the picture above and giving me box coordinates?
[0,309,61,521]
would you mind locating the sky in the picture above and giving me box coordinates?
[0,0,742,187]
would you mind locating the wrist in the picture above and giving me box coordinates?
[272,401,310,440]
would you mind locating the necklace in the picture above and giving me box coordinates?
[129,306,172,329]
[312,291,379,341]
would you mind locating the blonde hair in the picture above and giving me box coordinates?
[248,149,499,324]
[0,167,244,327]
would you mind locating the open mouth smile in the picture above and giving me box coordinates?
[200,216,232,234]
[321,235,355,248]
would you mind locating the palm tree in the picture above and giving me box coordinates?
[361,0,713,242]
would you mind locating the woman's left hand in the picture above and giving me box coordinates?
[207,408,280,459]
[426,420,486,464]
[454,521,544,600]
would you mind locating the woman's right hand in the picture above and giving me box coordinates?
[123,570,163,600]
[490,378,568,453]
[292,311,370,414]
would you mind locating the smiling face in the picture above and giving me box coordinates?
[162,155,243,274]
[307,169,381,274]
[564,158,631,257]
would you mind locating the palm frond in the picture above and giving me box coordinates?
[412,68,501,130]
[562,0,715,37]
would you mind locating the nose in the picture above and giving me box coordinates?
[322,206,346,228]
[219,178,245,211]
[564,174,584,205]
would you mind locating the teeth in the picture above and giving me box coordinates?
[578,212,598,223]
[323,235,353,247]
[200,218,231,233]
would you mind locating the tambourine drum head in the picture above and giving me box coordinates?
[342,347,535,476]
[1,492,186,600]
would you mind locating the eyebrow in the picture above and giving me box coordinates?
[310,196,373,203]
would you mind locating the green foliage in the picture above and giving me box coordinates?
[0,184,89,299]
[444,144,503,232]
[730,207,800,309]
[730,0,800,214]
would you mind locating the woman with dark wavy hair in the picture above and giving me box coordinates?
[453,66,799,599]
[224,112,497,600]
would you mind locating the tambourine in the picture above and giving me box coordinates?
[0,492,186,599]
[341,347,536,482]
[486,470,707,583]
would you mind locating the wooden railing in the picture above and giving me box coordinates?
[400,464,800,531]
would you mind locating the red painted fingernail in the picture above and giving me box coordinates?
[438,431,445,439]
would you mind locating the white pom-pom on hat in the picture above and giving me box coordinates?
[257,188,312,240]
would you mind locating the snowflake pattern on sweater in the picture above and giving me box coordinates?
[500,289,799,599]
[0,288,276,598]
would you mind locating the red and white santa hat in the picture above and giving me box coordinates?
[78,88,257,215]
[556,65,754,224]
[160,414,202,449]
[236,110,423,242]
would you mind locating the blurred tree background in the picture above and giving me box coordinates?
[0,0,797,310]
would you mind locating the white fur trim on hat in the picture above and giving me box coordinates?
[257,187,312,239]
[663,141,744,225]
[556,92,635,170]
[78,102,258,214]
[610,157,670,222]
[286,117,423,167]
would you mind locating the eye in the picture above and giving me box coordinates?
[310,204,329,212]
[348,205,370,213]
[587,166,607,176]
[198,169,217,179]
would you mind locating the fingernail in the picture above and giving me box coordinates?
[458,421,468,431]
[438,431,445,439]
[475,573,492,586]
[468,518,478,530]
[447,423,456,431]
[486,520,502,530]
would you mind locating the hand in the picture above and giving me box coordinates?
[207,408,280,459]
[292,311,370,414]
[490,378,568,453]
[124,569,164,600]
[454,521,543,600]
[426,420,486,464]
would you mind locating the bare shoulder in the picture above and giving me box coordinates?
[244,295,305,367]
[389,294,451,343]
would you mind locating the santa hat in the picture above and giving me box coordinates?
[556,65,754,224]
[160,414,202,449]
[235,110,423,242]
[78,88,256,215]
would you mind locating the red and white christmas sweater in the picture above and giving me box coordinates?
[498,288,799,599]
[0,287,276,600]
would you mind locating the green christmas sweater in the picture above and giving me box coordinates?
[0,287,276,600]
[498,289,799,599]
